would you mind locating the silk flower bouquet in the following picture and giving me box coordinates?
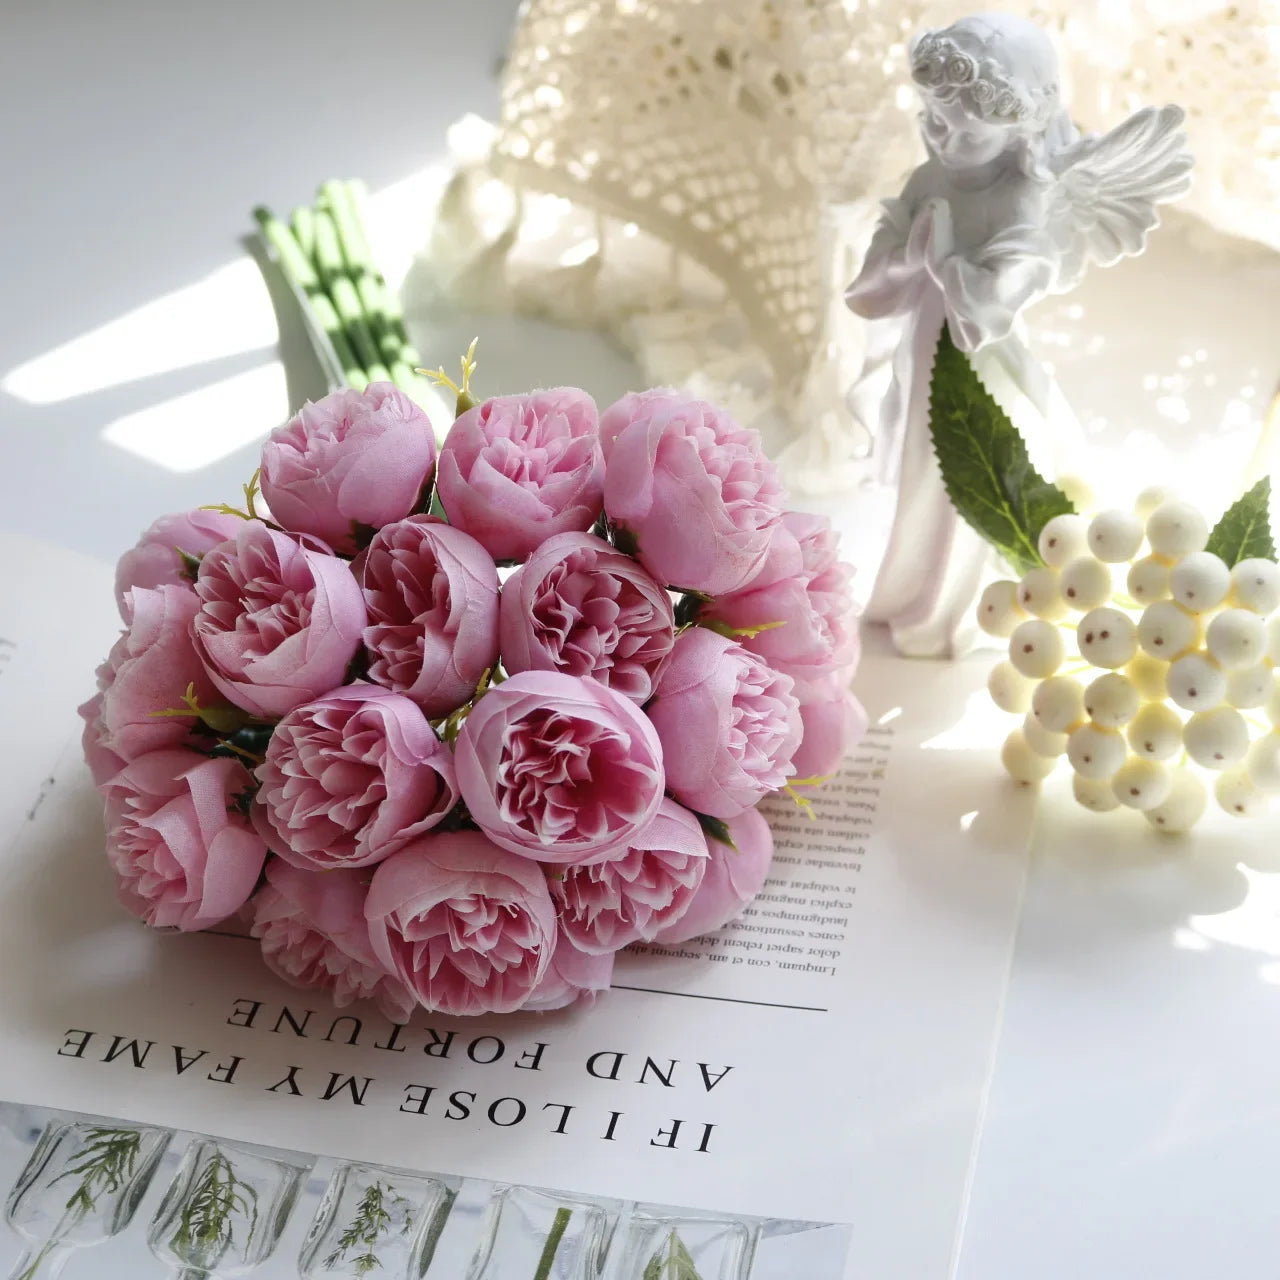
[80,356,865,1020]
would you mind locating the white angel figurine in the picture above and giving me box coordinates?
[846,12,1192,657]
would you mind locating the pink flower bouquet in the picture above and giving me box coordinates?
[82,371,866,1018]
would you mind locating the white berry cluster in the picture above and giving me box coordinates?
[979,489,1280,832]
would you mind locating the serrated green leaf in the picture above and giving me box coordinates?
[1205,477,1276,566]
[928,325,1075,574]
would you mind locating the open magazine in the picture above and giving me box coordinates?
[0,534,1033,1279]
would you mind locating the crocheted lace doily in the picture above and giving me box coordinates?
[426,0,1280,490]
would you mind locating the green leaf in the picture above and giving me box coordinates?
[643,1230,703,1280]
[1205,477,1276,566]
[695,812,738,853]
[928,325,1075,574]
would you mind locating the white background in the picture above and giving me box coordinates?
[4,2,1280,1276]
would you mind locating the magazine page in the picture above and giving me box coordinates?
[0,534,1033,1279]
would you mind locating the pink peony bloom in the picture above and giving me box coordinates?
[652,805,774,943]
[436,389,603,561]
[523,930,615,1012]
[254,684,458,871]
[251,859,414,1023]
[79,584,219,784]
[454,670,665,864]
[550,799,708,954]
[259,383,437,554]
[701,513,859,697]
[359,516,499,717]
[499,531,675,703]
[791,675,868,780]
[114,510,243,620]
[364,829,558,1016]
[192,522,366,719]
[647,627,801,819]
[101,750,267,931]
[600,390,784,595]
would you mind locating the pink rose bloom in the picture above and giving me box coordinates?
[550,799,708,954]
[455,670,665,864]
[792,675,868,780]
[600,390,784,595]
[252,859,415,1023]
[254,684,458,871]
[360,516,499,716]
[259,383,437,554]
[114,510,243,620]
[701,514,859,696]
[101,750,267,931]
[523,930,615,1012]
[499,532,675,703]
[652,805,774,943]
[192,522,366,719]
[365,830,558,1016]
[436,388,604,561]
[647,627,801,819]
[79,584,219,784]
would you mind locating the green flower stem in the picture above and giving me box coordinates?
[347,179,413,346]
[532,1208,572,1280]
[312,209,391,383]
[291,205,316,261]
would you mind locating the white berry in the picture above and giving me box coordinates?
[1083,672,1139,728]
[1206,608,1266,670]
[1127,555,1171,605]
[1126,654,1169,702]
[977,580,1025,637]
[1023,712,1068,758]
[1145,769,1207,833]
[1146,500,1209,558]
[1038,514,1090,568]
[1002,729,1056,785]
[1169,551,1230,612]
[1137,600,1201,660]
[1016,567,1066,621]
[1215,766,1268,818]
[1077,607,1138,669]
[1111,757,1173,811]
[1031,676,1086,733]
[1073,773,1120,812]
[1088,509,1144,563]
[1126,701,1183,760]
[1245,733,1280,792]
[987,661,1035,714]
[1268,679,1280,727]
[1009,619,1064,679]
[1067,724,1127,779]
[1229,558,1280,615]
[1268,617,1280,665]
[1166,652,1226,711]
[1226,663,1272,709]
[1058,556,1112,611]
[1183,706,1249,769]
[1134,486,1172,521]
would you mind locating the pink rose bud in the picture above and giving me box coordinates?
[701,514,860,697]
[259,383,437,554]
[436,388,604,561]
[647,627,801,819]
[101,750,267,931]
[551,799,709,954]
[455,670,665,864]
[360,516,500,717]
[251,859,415,1023]
[114,510,243,621]
[364,829,558,1016]
[600,390,784,595]
[499,531,676,703]
[652,805,774,943]
[193,522,366,719]
[791,676,868,780]
[523,930,616,1012]
[79,584,221,784]
[254,684,458,871]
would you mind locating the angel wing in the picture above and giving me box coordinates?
[1046,104,1193,293]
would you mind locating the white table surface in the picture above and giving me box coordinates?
[4,4,1280,1276]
